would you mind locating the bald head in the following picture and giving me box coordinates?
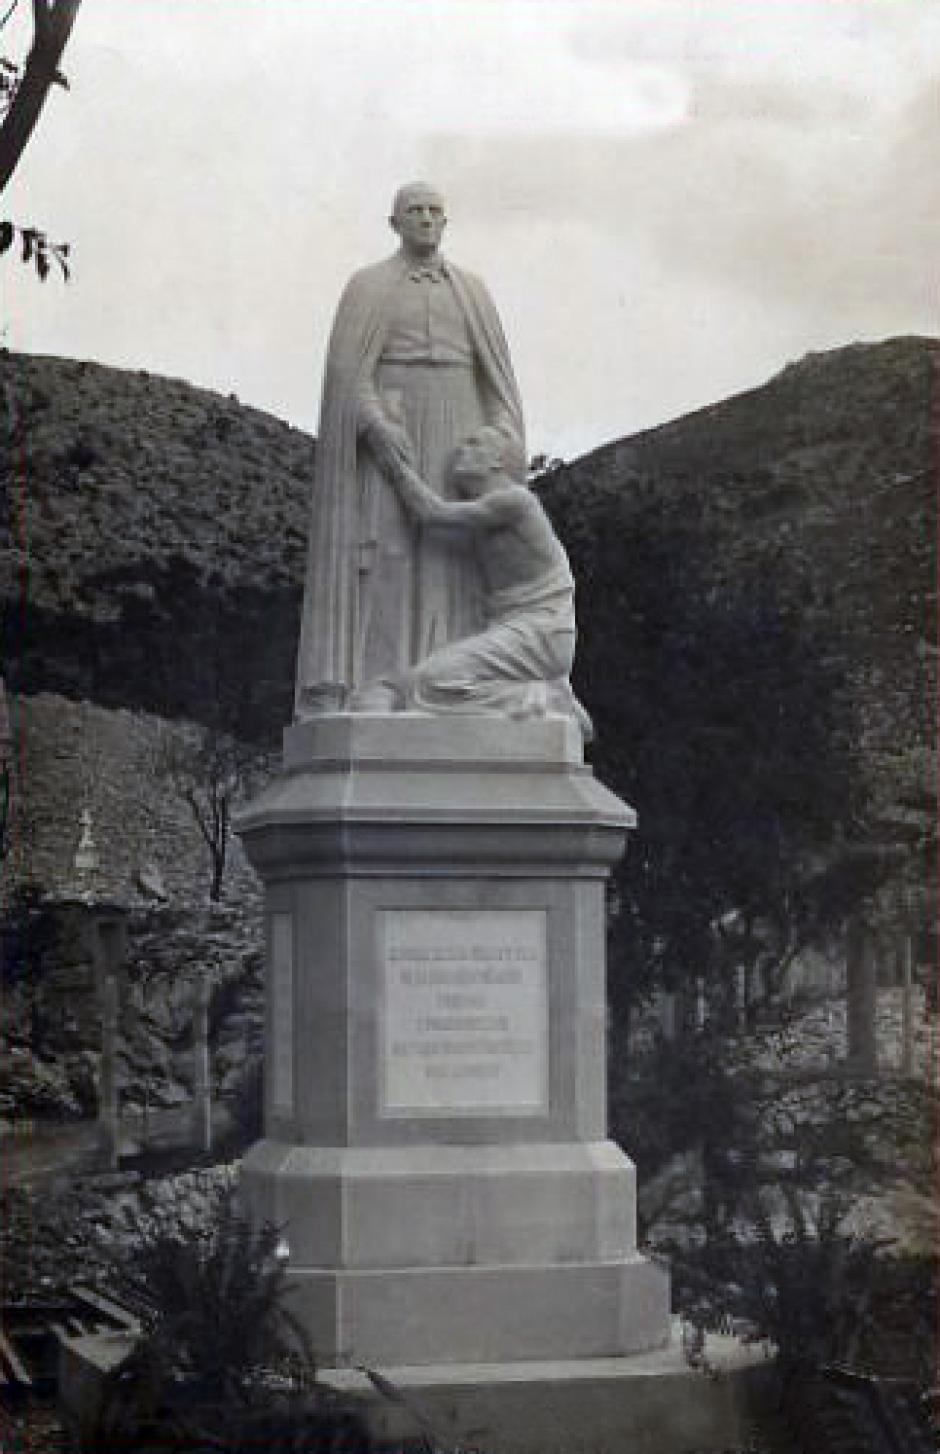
[391,181,445,219]
[390,181,447,259]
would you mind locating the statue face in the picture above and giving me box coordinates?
[451,430,503,490]
[390,184,447,255]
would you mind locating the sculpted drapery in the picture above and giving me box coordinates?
[295,248,525,716]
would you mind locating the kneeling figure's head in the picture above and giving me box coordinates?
[450,428,508,496]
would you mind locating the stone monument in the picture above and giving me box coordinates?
[237,183,671,1370]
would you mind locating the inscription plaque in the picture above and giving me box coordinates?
[270,912,294,1112]
[381,909,548,1116]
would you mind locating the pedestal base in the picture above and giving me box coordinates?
[284,1259,669,1367]
[316,1326,768,1454]
[236,716,671,1368]
[242,1138,668,1365]
[58,1324,768,1454]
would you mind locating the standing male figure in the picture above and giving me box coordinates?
[295,182,526,716]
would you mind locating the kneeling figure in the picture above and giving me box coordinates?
[357,428,587,732]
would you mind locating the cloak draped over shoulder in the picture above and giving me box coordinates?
[294,253,525,715]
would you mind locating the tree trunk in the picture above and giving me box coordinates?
[0,0,82,195]
[846,917,878,1074]
[209,843,225,902]
[900,932,915,1078]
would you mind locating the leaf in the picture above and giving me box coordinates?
[0,220,13,254]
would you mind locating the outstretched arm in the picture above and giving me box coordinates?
[390,460,464,525]
[389,461,521,533]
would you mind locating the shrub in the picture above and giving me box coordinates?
[107,1182,305,1397]
[676,1187,937,1383]
[93,1182,374,1453]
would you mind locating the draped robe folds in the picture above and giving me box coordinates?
[295,253,525,715]
[403,564,577,719]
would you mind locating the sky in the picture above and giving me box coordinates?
[4,0,939,459]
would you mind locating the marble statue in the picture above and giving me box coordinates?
[295,182,526,716]
[380,427,588,730]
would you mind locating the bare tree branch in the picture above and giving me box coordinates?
[156,724,262,903]
[0,0,80,193]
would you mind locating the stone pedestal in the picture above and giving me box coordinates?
[237,715,670,1367]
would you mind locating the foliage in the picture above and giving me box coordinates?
[526,450,565,483]
[0,883,94,1074]
[92,1182,374,1453]
[156,725,264,902]
[634,1016,939,1408]
[93,1359,373,1454]
[676,1187,938,1386]
[106,1183,302,1391]
[712,1190,889,1369]
[615,1025,759,1226]
[572,460,936,1390]
[0,880,56,984]
[0,0,82,281]
[178,1395,373,1454]
[541,477,867,1036]
[623,997,936,1242]
[0,216,69,279]
[0,674,10,861]
[0,52,20,109]
[0,750,8,860]
[538,339,935,1042]
[0,883,90,1067]
[781,1367,937,1454]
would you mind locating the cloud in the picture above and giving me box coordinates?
[688,76,865,128]
[565,0,940,94]
[638,79,939,323]
[8,0,938,456]
[426,62,939,327]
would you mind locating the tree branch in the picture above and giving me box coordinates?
[0,0,80,193]
[185,786,215,855]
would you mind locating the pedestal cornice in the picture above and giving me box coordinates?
[235,714,635,877]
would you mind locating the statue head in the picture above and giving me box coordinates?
[390,181,447,258]
[450,428,507,495]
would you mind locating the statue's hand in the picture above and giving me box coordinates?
[369,422,415,480]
